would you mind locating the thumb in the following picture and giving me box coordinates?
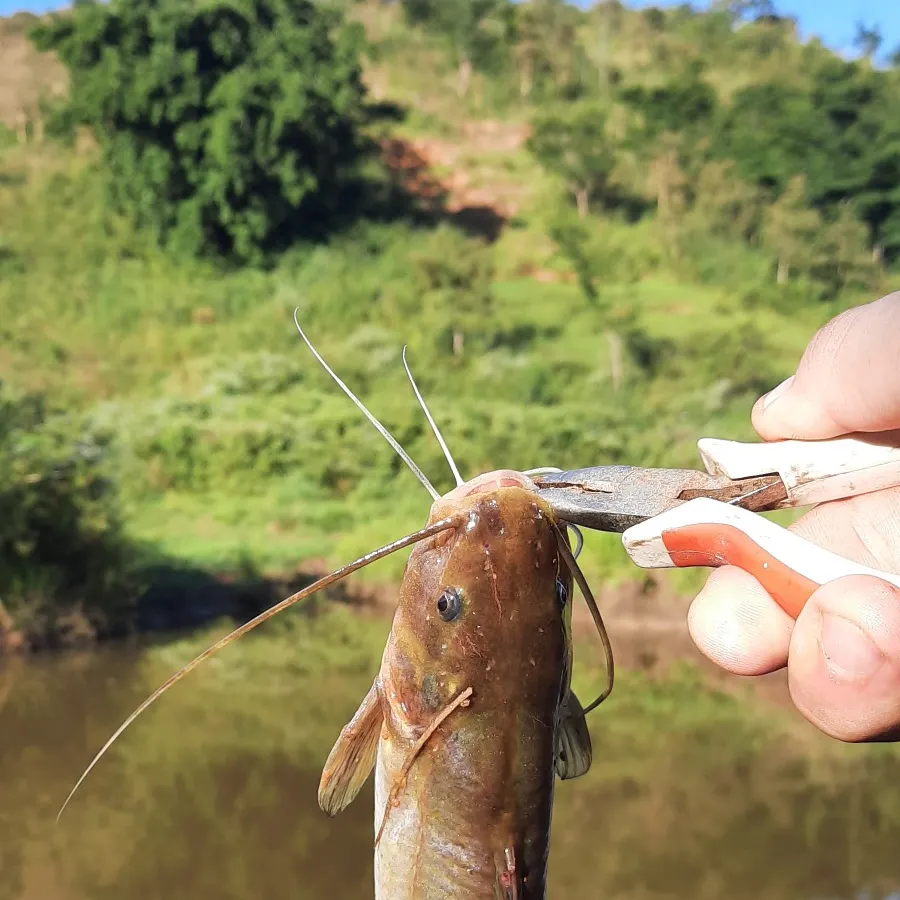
[788,575,900,742]
[752,293,900,440]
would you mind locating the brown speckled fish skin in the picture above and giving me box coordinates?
[320,474,579,900]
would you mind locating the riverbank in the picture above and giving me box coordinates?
[2,554,795,720]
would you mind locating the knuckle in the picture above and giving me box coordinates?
[799,307,858,373]
[801,293,900,379]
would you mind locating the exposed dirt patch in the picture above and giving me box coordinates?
[0,13,67,131]
[380,137,445,204]
[380,120,530,239]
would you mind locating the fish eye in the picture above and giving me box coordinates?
[555,577,568,607]
[437,587,463,622]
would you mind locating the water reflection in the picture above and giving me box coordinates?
[2,613,899,900]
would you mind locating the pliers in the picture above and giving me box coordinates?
[534,435,900,619]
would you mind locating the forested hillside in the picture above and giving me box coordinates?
[1,0,898,648]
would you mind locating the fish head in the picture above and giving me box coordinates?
[381,470,573,727]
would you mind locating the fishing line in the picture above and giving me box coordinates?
[293,310,440,501]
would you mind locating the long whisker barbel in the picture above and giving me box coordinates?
[56,516,464,822]
[402,346,464,488]
[293,310,440,501]
[552,521,614,714]
[567,524,584,560]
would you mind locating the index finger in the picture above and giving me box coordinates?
[752,292,900,441]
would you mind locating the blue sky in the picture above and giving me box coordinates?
[2,1,898,59]
[629,1,900,57]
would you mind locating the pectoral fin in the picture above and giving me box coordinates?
[555,689,592,780]
[318,680,383,816]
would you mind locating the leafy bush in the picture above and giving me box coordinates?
[31,0,370,262]
[0,384,137,647]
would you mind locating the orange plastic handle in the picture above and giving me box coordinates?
[622,498,900,620]
[661,524,817,619]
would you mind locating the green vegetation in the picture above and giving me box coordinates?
[0,382,137,648]
[30,0,372,262]
[1,0,899,645]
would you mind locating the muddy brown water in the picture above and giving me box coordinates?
[2,617,900,900]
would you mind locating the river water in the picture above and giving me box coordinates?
[2,610,900,900]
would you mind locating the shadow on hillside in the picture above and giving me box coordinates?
[444,205,506,242]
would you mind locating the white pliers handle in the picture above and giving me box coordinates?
[622,434,900,618]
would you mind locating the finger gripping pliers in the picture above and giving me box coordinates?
[534,435,900,619]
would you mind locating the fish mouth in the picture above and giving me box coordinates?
[441,469,537,502]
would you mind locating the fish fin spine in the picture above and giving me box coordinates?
[318,680,383,816]
[555,689,592,780]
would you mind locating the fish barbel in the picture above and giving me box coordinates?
[318,469,594,899]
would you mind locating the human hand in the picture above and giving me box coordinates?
[688,292,900,741]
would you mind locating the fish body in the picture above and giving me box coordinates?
[319,471,592,899]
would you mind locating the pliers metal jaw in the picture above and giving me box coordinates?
[534,435,900,620]
[534,466,786,533]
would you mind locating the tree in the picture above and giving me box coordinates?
[819,201,875,291]
[410,226,494,357]
[762,175,824,284]
[712,0,775,18]
[692,160,762,241]
[546,209,598,304]
[512,0,582,100]
[711,83,832,195]
[0,383,137,647]
[31,0,370,262]
[809,58,900,257]
[713,59,900,260]
[401,0,513,97]
[853,21,882,60]
[619,64,718,150]
[647,133,688,259]
[527,100,619,217]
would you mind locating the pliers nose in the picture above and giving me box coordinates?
[532,465,786,532]
[533,434,900,620]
